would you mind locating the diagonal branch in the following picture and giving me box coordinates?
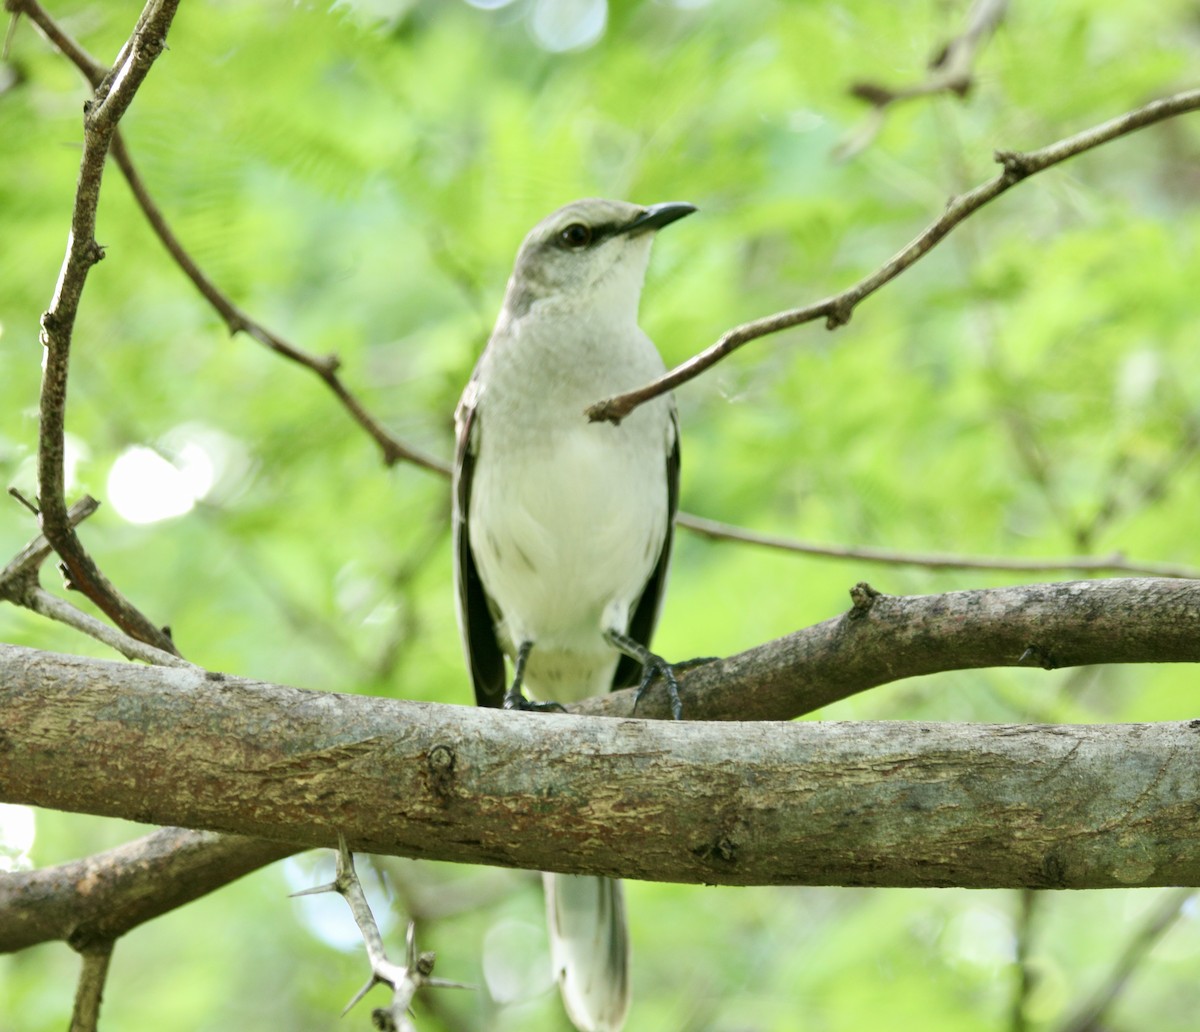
[586,88,1200,425]
[1057,887,1196,1032]
[0,496,193,665]
[108,131,447,475]
[27,0,181,654]
[0,495,99,591]
[10,0,444,476]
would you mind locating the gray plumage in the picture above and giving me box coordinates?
[452,198,693,1031]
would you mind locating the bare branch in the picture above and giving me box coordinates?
[23,586,196,667]
[0,496,99,591]
[677,513,1200,579]
[69,943,112,1032]
[839,0,1008,158]
[0,498,195,664]
[1057,887,1195,1032]
[10,0,444,477]
[576,577,1200,721]
[3,593,1200,889]
[586,88,1200,425]
[0,826,294,953]
[294,836,470,1031]
[29,0,181,654]
[108,135,446,475]
[5,0,104,76]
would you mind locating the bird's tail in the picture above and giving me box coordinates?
[544,873,630,1032]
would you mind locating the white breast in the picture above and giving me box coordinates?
[469,408,670,702]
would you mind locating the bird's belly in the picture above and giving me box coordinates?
[469,425,667,699]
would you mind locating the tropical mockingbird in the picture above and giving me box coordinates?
[452,197,694,1031]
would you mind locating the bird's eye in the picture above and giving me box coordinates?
[559,223,593,249]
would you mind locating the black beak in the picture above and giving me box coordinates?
[621,201,697,236]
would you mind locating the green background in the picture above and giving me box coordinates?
[2,0,1199,1028]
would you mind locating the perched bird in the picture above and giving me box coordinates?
[452,198,694,1031]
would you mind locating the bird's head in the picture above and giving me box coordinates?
[502,198,696,321]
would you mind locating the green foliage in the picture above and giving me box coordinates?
[2,0,1199,1029]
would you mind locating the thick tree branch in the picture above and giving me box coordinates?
[2,598,1199,891]
[577,577,1200,721]
[28,0,180,654]
[0,826,294,953]
[586,88,1200,424]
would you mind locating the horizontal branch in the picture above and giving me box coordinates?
[678,513,1200,579]
[2,636,1198,891]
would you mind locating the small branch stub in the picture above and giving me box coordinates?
[848,581,882,617]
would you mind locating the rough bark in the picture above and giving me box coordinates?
[0,827,294,953]
[577,577,1200,720]
[3,642,1198,894]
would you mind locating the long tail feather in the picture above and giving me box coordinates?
[544,873,630,1032]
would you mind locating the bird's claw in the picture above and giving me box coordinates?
[632,658,684,721]
[502,691,567,714]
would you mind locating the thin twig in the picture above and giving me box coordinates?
[69,943,113,1032]
[0,497,186,664]
[839,0,1009,159]
[677,513,1200,579]
[0,495,99,592]
[9,0,444,476]
[293,835,471,1032]
[30,0,181,654]
[4,0,101,73]
[24,586,196,667]
[1075,412,1200,552]
[1056,888,1195,1032]
[587,88,1200,424]
[110,133,446,474]
[1009,889,1038,1032]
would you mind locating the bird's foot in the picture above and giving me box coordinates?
[633,656,683,720]
[501,640,567,712]
[606,629,693,720]
[502,689,567,714]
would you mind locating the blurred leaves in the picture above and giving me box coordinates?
[2,0,1200,1029]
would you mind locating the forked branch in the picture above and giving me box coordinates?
[586,88,1200,424]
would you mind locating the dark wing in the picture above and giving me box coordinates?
[612,408,680,690]
[453,385,507,707]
